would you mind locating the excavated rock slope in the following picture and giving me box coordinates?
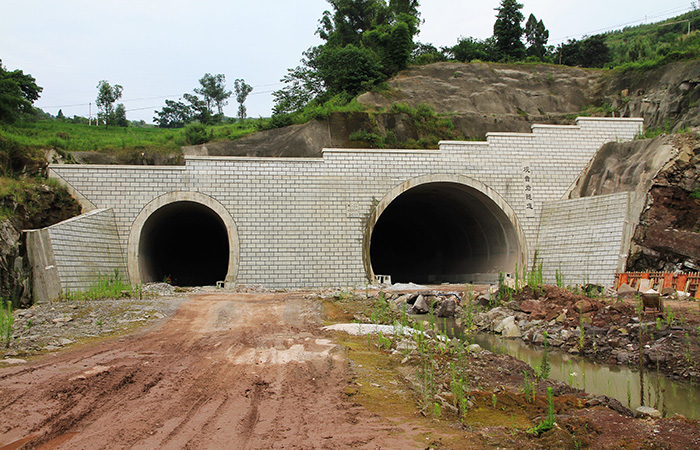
[191,60,700,158]
[569,134,700,272]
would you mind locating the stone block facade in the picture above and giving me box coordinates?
[40,117,643,293]
[537,192,646,286]
[26,209,127,302]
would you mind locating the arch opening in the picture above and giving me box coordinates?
[369,182,522,284]
[138,201,229,286]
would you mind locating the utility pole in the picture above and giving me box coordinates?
[89,102,92,126]
[659,19,691,35]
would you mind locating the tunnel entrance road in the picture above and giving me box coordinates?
[0,293,423,449]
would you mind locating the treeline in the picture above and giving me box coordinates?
[270,0,700,128]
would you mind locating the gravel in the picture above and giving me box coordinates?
[0,292,188,361]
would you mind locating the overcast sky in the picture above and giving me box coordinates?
[1,0,694,123]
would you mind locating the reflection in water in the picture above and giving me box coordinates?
[471,332,700,420]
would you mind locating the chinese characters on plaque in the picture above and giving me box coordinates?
[523,162,535,218]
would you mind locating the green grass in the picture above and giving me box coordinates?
[0,299,14,348]
[0,119,263,155]
[60,270,139,301]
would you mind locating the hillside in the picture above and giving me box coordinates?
[185,60,700,158]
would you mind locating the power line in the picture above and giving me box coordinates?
[550,4,694,43]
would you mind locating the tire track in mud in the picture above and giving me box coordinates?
[0,293,422,450]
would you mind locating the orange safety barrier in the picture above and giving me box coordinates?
[615,271,700,298]
[663,273,674,289]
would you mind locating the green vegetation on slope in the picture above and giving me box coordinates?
[0,119,264,155]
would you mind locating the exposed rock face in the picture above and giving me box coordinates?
[185,61,700,158]
[628,135,700,272]
[598,60,700,132]
[0,184,81,306]
[568,132,700,273]
[359,62,599,116]
[0,220,30,306]
[568,136,677,198]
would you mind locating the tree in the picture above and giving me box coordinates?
[233,79,253,119]
[273,0,421,117]
[183,93,212,124]
[524,13,549,60]
[449,37,496,62]
[493,0,526,61]
[194,73,231,119]
[557,34,610,68]
[153,98,193,128]
[95,80,123,129]
[409,42,448,65]
[0,60,42,123]
[114,103,128,127]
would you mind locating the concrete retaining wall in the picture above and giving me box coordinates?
[46,117,643,289]
[537,192,646,286]
[25,209,127,302]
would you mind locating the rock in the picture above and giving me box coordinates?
[411,295,429,314]
[494,316,514,333]
[555,312,567,324]
[502,322,522,339]
[519,299,544,314]
[574,300,595,314]
[394,294,412,305]
[660,287,675,296]
[634,406,662,419]
[52,316,73,324]
[617,283,637,299]
[1,358,27,365]
[616,351,632,364]
[437,299,456,317]
[58,338,74,346]
[468,344,482,353]
[504,300,521,311]
[476,295,491,307]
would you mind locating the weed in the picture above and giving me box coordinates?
[665,306,675,326]
[527,263,544,291]
[433,402,442,419]
[61,269,135,301]
[685,332,693,364]
[528,387,555,435]
[521,371,535,403]
[377,331,392,351]
[0,299,14,348]
[491,393,498,409]
[369,292,392,324]
[555,264,564,288]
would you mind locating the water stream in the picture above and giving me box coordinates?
[471,331,700,420]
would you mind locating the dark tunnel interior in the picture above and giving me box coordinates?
[139,201,229,286]
[369,182,519,284]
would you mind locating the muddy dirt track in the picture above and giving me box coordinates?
[0,293,423,449]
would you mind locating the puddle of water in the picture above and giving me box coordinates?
[471,331,700,420]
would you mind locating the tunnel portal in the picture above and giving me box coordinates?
[138,201,229,286]
[369,182,521,284]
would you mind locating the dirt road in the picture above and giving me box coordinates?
[0,293,422,449]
